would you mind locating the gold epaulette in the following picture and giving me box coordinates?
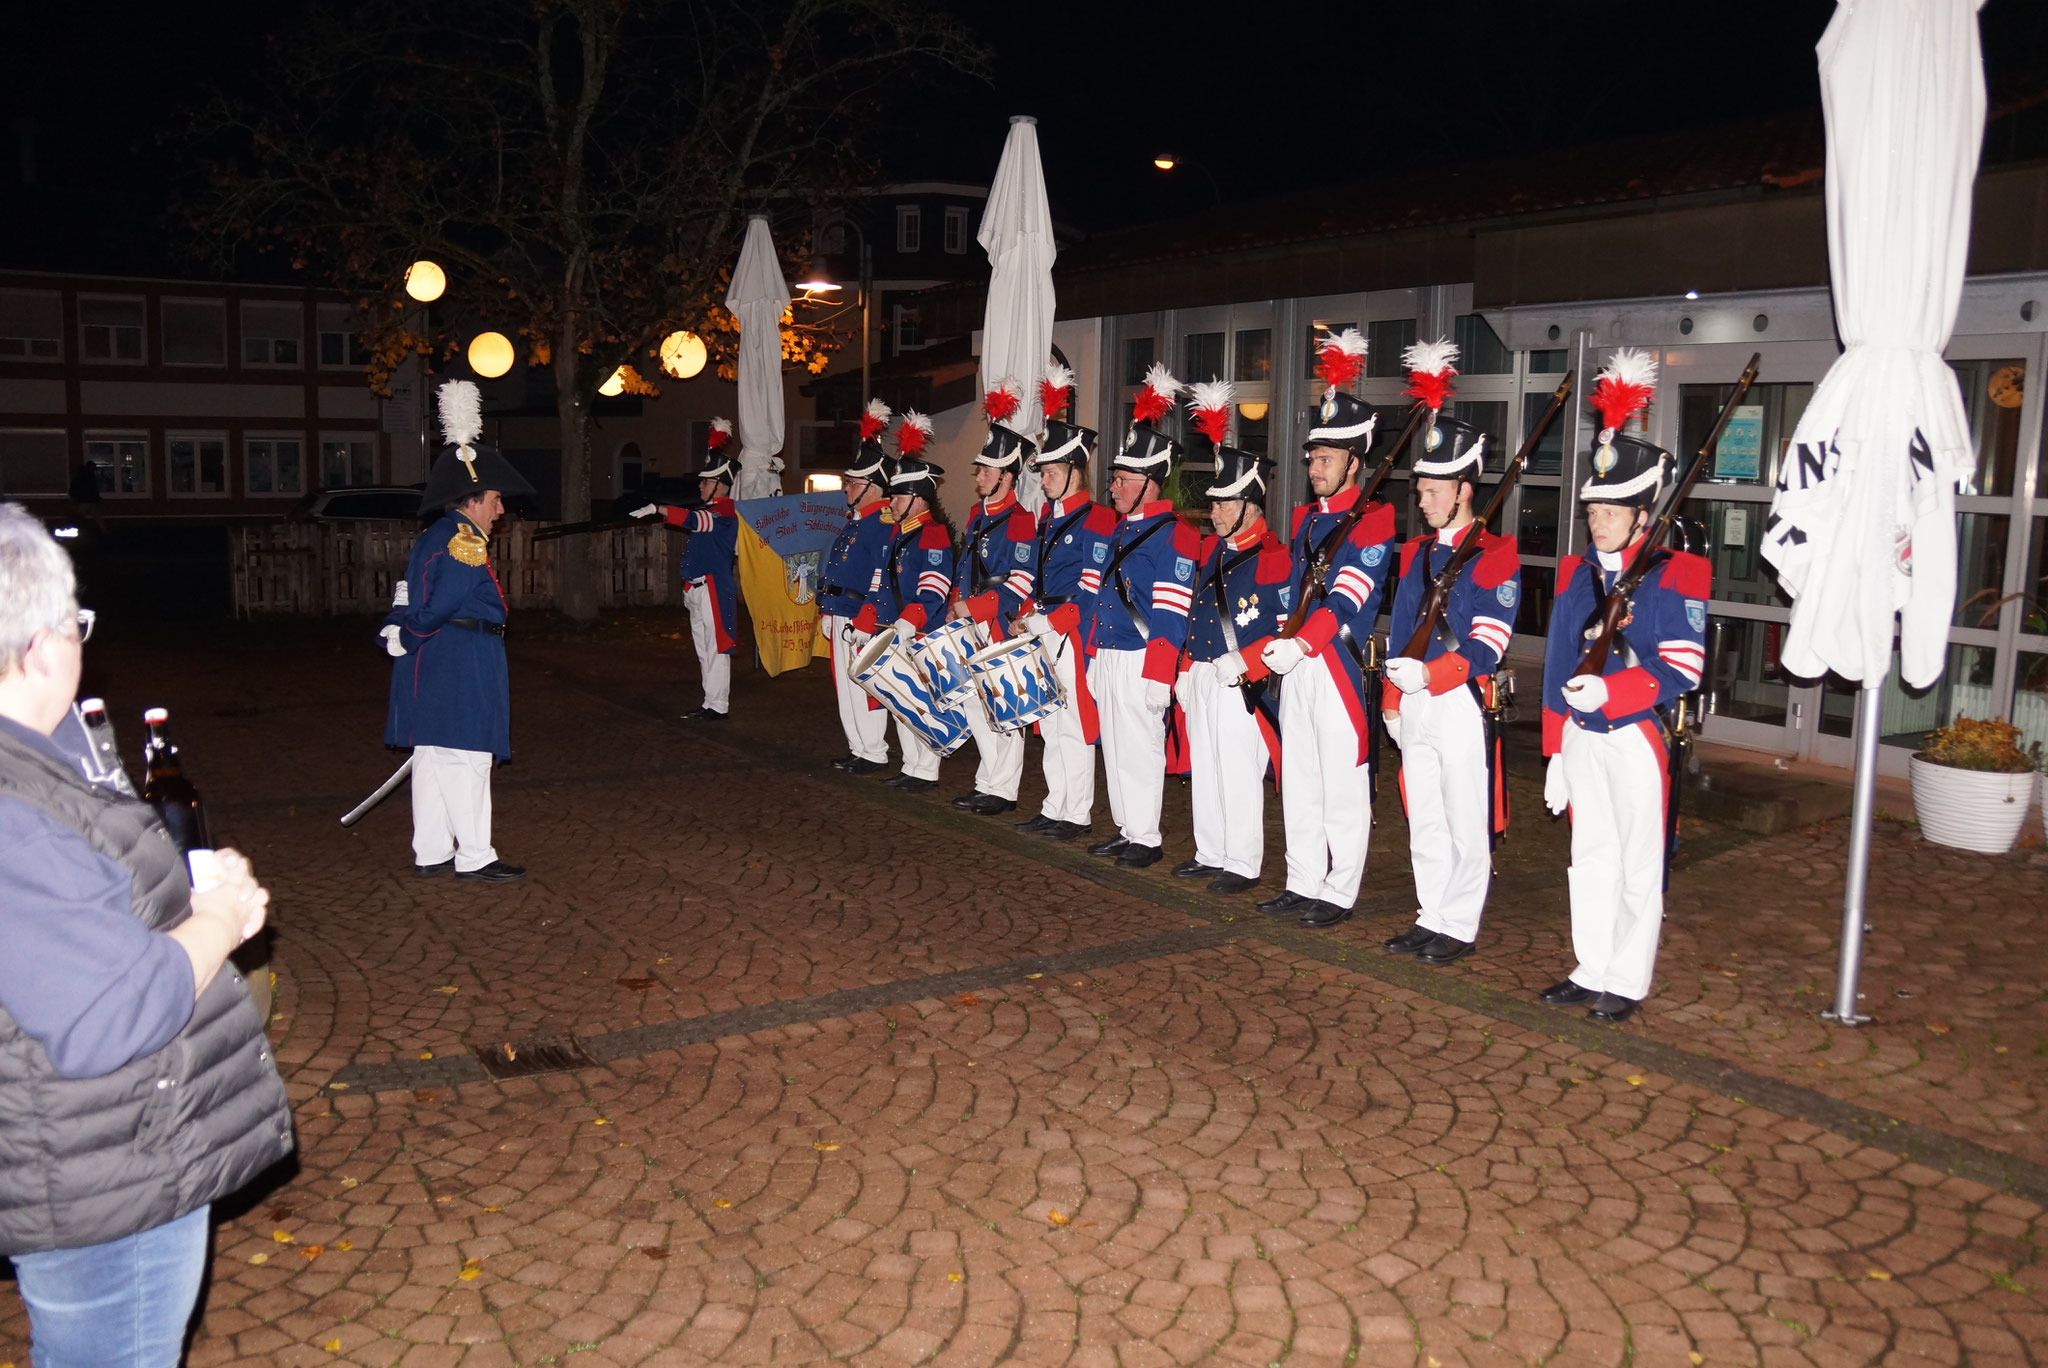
[448,528,490,566]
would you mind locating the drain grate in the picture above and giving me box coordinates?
[476,1035,599,1080]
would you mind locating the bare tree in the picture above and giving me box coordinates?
[181,0,988,621]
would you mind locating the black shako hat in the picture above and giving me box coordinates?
[1302,390,1381,457]
[976,423,1036,470]
[1206,446,1275,500]
[1035,419,1097,468]
[420,379,537,515]
[1580,433,1673,510]
[1412,415,1487,482]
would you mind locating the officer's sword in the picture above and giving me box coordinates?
[339,756,414,826]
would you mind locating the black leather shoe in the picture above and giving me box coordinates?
[951,791,987,810]
[1383,925,1436,956]
[882,773,913,788]
[414,859,454,878]
[1043,821,1089,841]
[1015,813,1055,833]
[895,777,937,793]
[1539,979,1597,1007]
[1256,889,1308,917]
[1115,843,1163,869]
[1207,872,1260,895]
[1298,900,1354,930]
[1172,859,1222,879]
[1587,993,1638,1024]
[830,754,857,771]
[970,794,1017,816]
[847,757,886,775]
[681,708,728,722]
[1087,836,1131,858]
[456,860,526,883]
[1414,933,1475,966]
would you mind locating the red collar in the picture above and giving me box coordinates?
[1434,520,1478,547]
[980,491,1018,517]
[1225,520,1268,551]
[1127,499,1174,522]
[853,499,886,521]
[1315,485,1362,514]
[897,511,929,534]
[1049,493,1091,516]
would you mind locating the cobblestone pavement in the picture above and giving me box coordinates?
[3,613,2044,1368]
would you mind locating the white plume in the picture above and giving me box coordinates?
[1141,362,1183,398]
[1401,338,1460,376]
[437,379,482,449]
[901,410,933,436]
[1042,360,1074,391]
[711,416,734,436]
[1321,327,1368,357]
[1187,379,1235,414]
[865,397,892,423]
[1597,347,1660,389]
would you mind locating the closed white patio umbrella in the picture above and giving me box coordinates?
[727,215,791,500]
[978,115,1059,510]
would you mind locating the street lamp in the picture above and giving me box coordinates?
[659,330,707,380]
[798,219,874,411]
[403,260,446,303]
[1151,153,1223,207]
[467,330,515,379]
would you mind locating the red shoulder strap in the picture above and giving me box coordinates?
[1349,502,1396,547]
[1472,532,1521,589]
[1399,535,1427,574]
[918,522,952,549]
[1007,507,1037,540]
[1084,505,1118,534]
[1290,505,1310,538]
[1661,549,1712,599]
[1554,554,1583,598]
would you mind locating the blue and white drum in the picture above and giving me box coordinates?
[912,616,990,710]
[967,634,1064,733]
[851,625,971,755]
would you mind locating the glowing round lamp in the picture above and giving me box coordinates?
[659,330,707,380]
[1237,401,1269,422]
[1152,155,1177,171]
[403,260,447,303]
[598,367,628,397]
[467,331,515,379]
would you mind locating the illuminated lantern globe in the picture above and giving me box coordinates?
[403,260,446,303]
[467,331,515,379]
[660,330,707,380]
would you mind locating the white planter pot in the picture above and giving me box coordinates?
[1909,755,2035,854]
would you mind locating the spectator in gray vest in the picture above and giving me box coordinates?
[0,502,295,1367]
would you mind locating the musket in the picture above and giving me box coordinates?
[1395,370,1575,662]
[1571,352,1760,680]
[1276,400,1429,642]
[530,517,642,542]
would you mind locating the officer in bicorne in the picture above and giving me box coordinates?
[819,400,897,774]
[947,380,1041,817]
[849,414,955,792]
[1382,341,1522,966]
[1176,381,1292,896]
[636,418,739,721]
[1082,363,1203,869]
[1539,350,1708,1025]
[379,379,534,883]
[1012,364,1118,842]
[1257,331,1399,928]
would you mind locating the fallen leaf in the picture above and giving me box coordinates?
[273,1230,296,1244]
[948,1271,963,1282]
[336,1241,353,1251]
[329,1082,350,1090]
[415,1091,437,1103]
[1994,1045,2009,1054]
[249,1252,269,1265]
[1025,973,1042,980]
[1627,1076,1645,1087]
[958,993,979,1007]
[459,1267,480,1281]
[435,1195,452,1204]
[1046,1210,1069,1227]
[1428,1358,1442,1368]
[419,1051,434,1060]
[642,1246,670,1261]
[502,1043,518,1062]
[1720,970,1738,978]
[655,955,673,964]
[745,861,762,868]
[339,1178,358,1188]
[437,986,459,994]
[483,1206,502,1213]
[714,1198,732,1208]
[617,977,657,991]
[1690,1356,1703,1366]
[1866,1269,1892,1280]
[1927,1023,1952,1035]
[301,1245,323,1260]
[814,1142,841,1152]
[325,1339,342,1353]
[592,1118,610,1126]
[268,1205,296,1221]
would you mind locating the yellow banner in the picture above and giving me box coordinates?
[735,520,826,676]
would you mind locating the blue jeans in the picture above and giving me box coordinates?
[12,1205,210,1368]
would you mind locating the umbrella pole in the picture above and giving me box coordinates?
[1823,683,1882,1026]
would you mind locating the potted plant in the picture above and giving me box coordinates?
[1909,717,2042,854]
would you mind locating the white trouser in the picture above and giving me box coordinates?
[825,614,890,763]
[1278,661,1371,906]
[1036,635,1096,824]
[412,744,497,872]
[1186,660,1270,879]
[895,713,941,780]
[1088,647,1166,848]
[964,686,1025,800]
[685,580,731,713]
[1562,722,1668,1000]
[1400,683,1491,941]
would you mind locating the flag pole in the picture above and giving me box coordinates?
[1823,683,1882,1025]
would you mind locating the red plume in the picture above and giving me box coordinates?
[1588,349,1659,438]
[1131,362,1182,426]
[1187,380,1234,447]
[1314,327,1368,393]
[1039,361,1074,420]
[983,380,1021,424]
[895,410,932,457]
[707,416,733,450]
[1400,339,1460,412]
[858,397,891,442]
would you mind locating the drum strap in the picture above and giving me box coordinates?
[886,530,916,609]
[1209,545,1261,657]
[1105,517,1171,641]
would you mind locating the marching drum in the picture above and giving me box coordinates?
[912,616,990,710]
[966,634,1065,733]
[851,625,971,756]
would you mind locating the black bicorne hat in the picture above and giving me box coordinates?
[1412,415,1487,482]
[1206,446,1274,500]
[1036,419,1097,468]
[420,380,536,514]
[1302,390,1381,456]
[1579,433,1673,509]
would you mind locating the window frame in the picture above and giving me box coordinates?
[83,429,151,498]
[317,432,379,490]
[316,303,371,371]
[159,297,228,369]
[77,293,147,367]
[244,432,309,497]
[895,204,922,254]
[239,299,306,370]
[942,206,970,254]
[166,430,231,498]
[0,427,72,495]
[0,288,64,362]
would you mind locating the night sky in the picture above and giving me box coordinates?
[5,0,2046,275]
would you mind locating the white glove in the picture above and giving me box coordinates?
[391,578,409,608]
[380,623,407,658]
[629,503,659,520]
[1382,711,1402,748]
[1143,678,1172,715]
[1262,638,1307,676]
[1213,650,1247,687]
[1174,665,1199,706]
[1564,673,1609,714]
[1384,656,1428,694]
[1021,612,1053,638]
[1544,756,1571,815]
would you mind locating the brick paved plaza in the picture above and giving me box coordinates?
[5,613,2046,1368]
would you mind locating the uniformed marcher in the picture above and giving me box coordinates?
[1177,382,1291,895]
[849,414,955,791]
[379,379,534,882]
[948,381,1040,816]
[1012,365,1117,841]
[638,418,740,721]
[1258,331,1399,927]
[819,400,897,773]
[1382,341,1522,964]
[1540,350,1707,1024]
[1083,364,1202,869]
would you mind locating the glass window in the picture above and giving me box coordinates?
[895,305,923,351]
[1123,336,1155,386]
[1954,512,2011,629]
[1521,389,1565,475]
[1449,399,1508,472]
[1949,358,2024,497]
[1680,381,1814,489]
[1236,404,1269,456]
[943,206,970,254]
[1365,319,1415,379]
[1701,614,1792,726]
[168,435,226,494]
[2023,515,2048,635]
[895,205,922,253]
[317,304,370,368]
[1677,496,1792,609]
[1528,348,1569,375]
[1233,329,1271,383]
[1305,321,1357,378]
[2015,650,2048,766]
[1453,313,1511,375]
[240,301,302,367]
[1821,642,2001,748]
[1516,485,1560,558]
[80,297,144,362]
[84,435,148,495]
[0,289,63,360]
[1183,331,1225,384]
[247,437,305,496]
[320,438,376,488]
[0,430,70,492]
[161,300,225,366]
[1516,564,1556,637]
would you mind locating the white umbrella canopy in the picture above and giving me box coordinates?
[725,215,791,500]
[979,115,1059,510]
[1763,0,1986,689]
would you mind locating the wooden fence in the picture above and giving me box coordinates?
[231,522,682,617]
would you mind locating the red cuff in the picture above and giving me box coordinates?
[1295,608,1340,654]
[1601,666,1660,718]
[850,605,878,634]
[1048,602,1080,637]
[900,604,928,633]
[1238,636,1274,682]
[1425,653,1471,694]
[965,591,1001,625]
[1381,679,1403,714]
[662,505,691,528]
[1542,707,1565,756]
[1142,637,1180,685]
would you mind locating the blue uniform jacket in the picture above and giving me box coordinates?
[955,493,1039,634]
[672,498,739,654]
[859,514,954,634]
[382,512,512,760]
[1019,495,1118,628]
[1542,545,1710,754]
[1287,489,1398,701]
[1083,500,1204,683]
[1383,523,1522,713]
[1188,526,1293,668]
[819,500,893,620]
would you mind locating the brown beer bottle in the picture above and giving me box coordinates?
[140,707,212,856]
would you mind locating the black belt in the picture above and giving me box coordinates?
[448,617,506,637]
